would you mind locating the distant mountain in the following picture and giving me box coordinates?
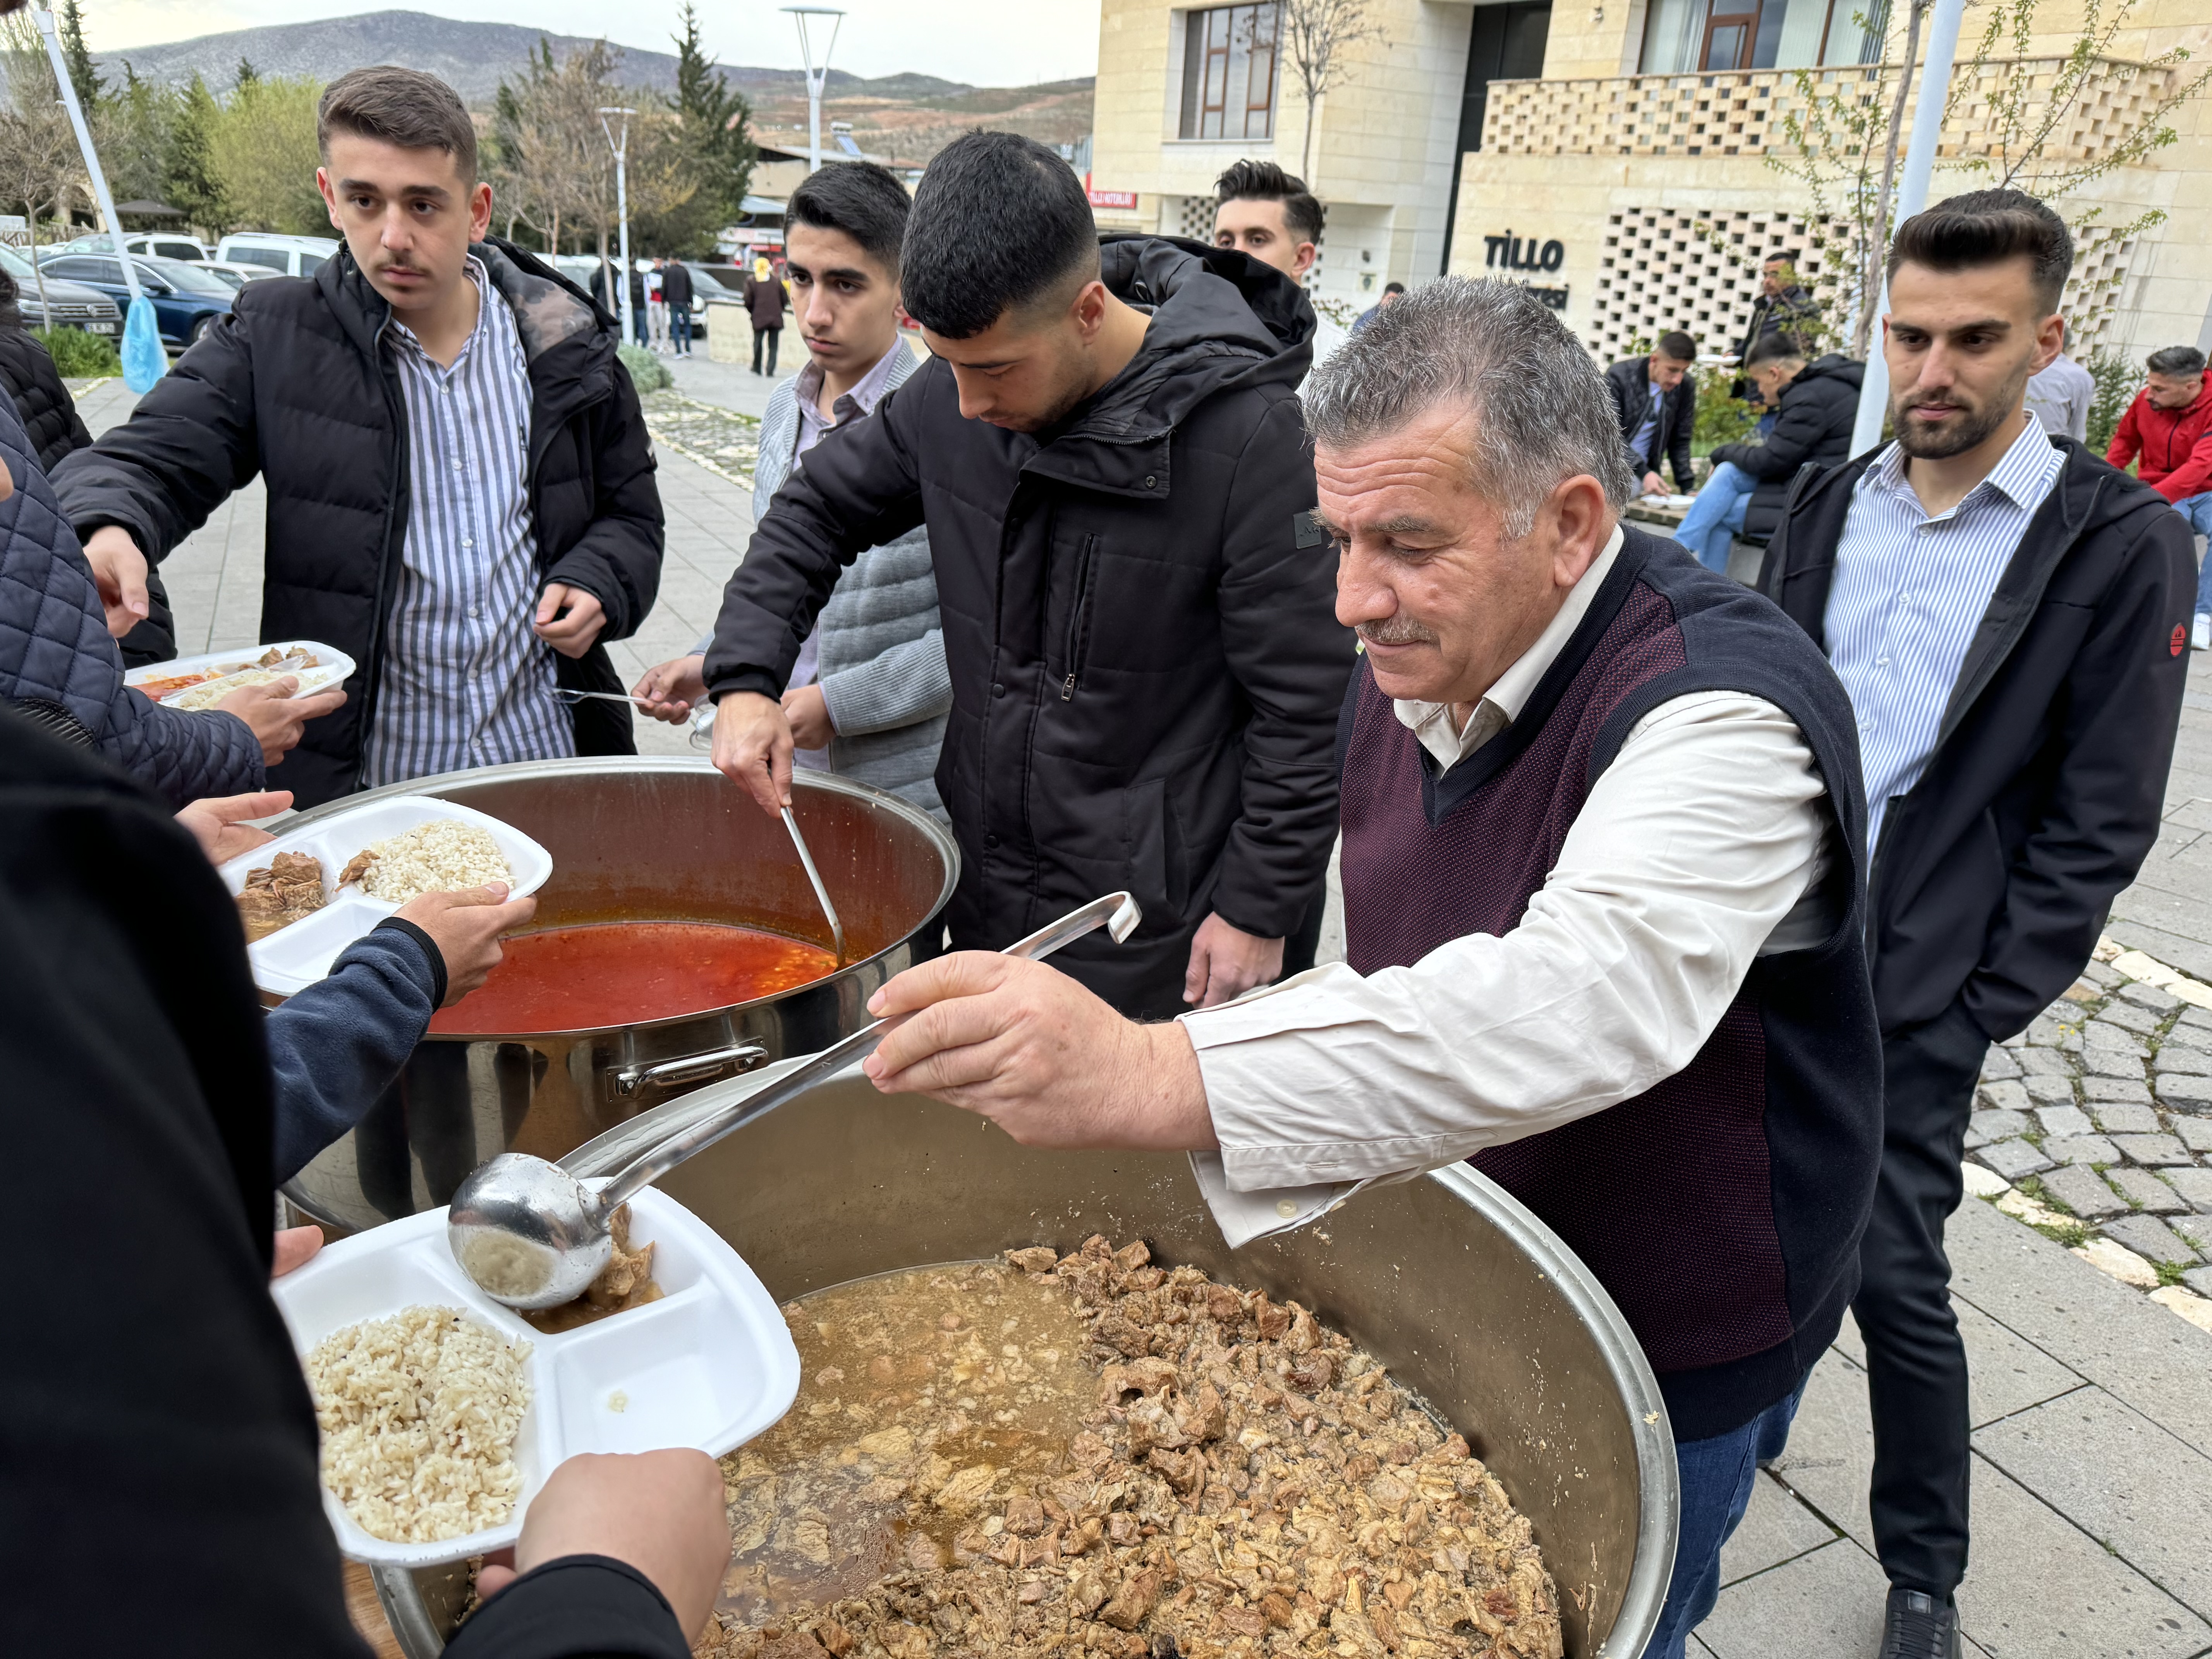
[91,10,975,106]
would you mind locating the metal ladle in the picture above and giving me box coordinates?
[781,804,845,967]
[446,890,1143,1309]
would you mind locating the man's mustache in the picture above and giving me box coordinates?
[1357,617,1437,647]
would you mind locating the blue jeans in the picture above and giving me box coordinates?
[2178,492,2212,617]
[1644,1381,1807,1659]
[671,308,692,355]
[1676,461,1754,572]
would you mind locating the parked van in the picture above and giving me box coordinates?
[214,234,340,279]
[57,231,212,263]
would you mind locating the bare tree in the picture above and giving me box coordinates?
[1856,0,1932,358]
[1278,0,1380,182]
[0,15,85,318]
[1770,0,2209,358]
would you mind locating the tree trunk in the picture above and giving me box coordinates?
[1301,90,1321,183]
[26,207,53,318]
[1855,0,1929,359]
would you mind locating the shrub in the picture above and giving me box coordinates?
[31,325,122,379]
[1691,364,1762,455]
[2085,348,2139,458]
[617,342,672,392]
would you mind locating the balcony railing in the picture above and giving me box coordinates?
[1479,55,2180,164]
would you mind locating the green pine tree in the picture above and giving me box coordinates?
[669,3,755,246]
[235,55,258,90]
[58,0,100,108]
[165,73,230,237]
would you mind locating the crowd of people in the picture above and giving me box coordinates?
[2,51,2207,1659]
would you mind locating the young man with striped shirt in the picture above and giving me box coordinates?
[1760,190,2195,1658]
[54,67,662,805]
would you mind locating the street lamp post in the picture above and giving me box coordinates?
[1848,0,1971,455]
[29,1,160,390]
[783,7,846,175]
[598,106,637,349]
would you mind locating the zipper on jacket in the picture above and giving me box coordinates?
[1060,534,1098,701]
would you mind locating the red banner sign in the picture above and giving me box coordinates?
[1087,189,1139,209]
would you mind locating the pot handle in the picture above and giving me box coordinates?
[613,1042,769,1098]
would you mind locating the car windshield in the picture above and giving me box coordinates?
[0,246,31,279]
[146,258,233,295]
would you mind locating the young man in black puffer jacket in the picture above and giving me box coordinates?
[52,68,662,807]
[1707,333,1864,542]
[706,132,1352,1021]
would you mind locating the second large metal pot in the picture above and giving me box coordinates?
[281,758,956,1233]
[370,1073,1678,1658]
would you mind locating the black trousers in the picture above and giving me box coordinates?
[752,325,780,375]
[1853,998,1990,1598]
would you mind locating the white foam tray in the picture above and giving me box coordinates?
[219,796,552,996]
[270,1186,802,1569]
[124,639,356,706]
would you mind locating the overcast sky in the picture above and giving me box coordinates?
[82,0,1104,89]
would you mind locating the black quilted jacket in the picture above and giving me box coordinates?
[0,319,92,472]
[52,237,663,807]
[0,398,263,804]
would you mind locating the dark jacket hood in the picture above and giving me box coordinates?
[1788,354,1864,395]
[1028,236,1314,496]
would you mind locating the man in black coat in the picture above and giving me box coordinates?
[1732,251,1820,364]
[661,258,696,356]
[52,67,661,807]
[1709,334,1864,541]
[1760,190,2193,1658]
[1603,329,1698,496]
[707,132,1351,1019]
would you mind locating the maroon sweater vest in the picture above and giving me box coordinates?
[1338,531,1881,1439]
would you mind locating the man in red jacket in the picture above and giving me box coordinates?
[2106,344,2212,647]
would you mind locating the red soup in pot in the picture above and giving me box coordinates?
[429,921,839,1035]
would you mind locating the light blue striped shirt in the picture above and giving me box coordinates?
[363,256,573,787]
[1824,417,2065,850]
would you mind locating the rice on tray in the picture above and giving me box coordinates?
[306,1305,532,1544]
[350,819,512,904]
[170,666,332,710]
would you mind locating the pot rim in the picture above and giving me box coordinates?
[275,758,961,1039]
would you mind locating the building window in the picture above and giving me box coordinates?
[1637,0,1873,74]
[1180,3,1279,141]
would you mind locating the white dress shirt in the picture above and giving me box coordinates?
[1177,528,1834,1245]
[1824,418,2063,849]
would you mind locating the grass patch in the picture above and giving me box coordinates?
[2157,1261,2190,1288]
[32,325,120,378]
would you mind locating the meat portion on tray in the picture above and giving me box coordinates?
[236,850,328,943]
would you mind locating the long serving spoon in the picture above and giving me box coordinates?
[445,890,1143,1310]
[557,689,845,962]
[781,805,846,967]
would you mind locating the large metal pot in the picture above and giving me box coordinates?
[370,1072,1679,1659]
[280,758,957,1233]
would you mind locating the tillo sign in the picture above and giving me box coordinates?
[1483,233,1565,273]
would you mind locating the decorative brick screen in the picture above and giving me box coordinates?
[1590,207,2135,364]
[1481,57,2179,163]
[1589,207,1832,363]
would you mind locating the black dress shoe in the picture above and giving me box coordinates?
[1879,1588,1961,1658]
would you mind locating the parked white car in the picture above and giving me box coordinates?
[54,231,213,263]
[214,234,340,279]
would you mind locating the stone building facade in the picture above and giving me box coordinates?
[1088,0,2212,360]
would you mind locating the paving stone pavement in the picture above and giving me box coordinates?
[80,369,2212,1657]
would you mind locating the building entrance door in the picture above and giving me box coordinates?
[1441,0,1552,271]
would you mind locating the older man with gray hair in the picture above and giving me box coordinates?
[854,280,1884,1655]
